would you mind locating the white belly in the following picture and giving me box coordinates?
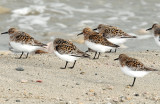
[10,42,41,53]
[85,40,114,52]
[54,51,79,62]
[154,36,160,46]
[108,38,127,45]
[120,66,150,78]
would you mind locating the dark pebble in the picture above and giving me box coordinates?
[76,82,80,85]
[134,94,139,96]
[15,67,24,71]
[16,100,20,102]
[5,99,9,101]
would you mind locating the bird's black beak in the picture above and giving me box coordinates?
[77,32,83,36]
[93,28,98,30]
[1,31,8,35]
[146,28,152,31]
[114,58,119,61]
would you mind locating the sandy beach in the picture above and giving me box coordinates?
[0,50,159,104]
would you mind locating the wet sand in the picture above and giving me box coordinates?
[0,51,159,104]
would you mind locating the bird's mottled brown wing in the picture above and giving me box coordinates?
[125,58,145,71]
[55,44,88,57]
[88,35,119,47]
[125,58,158,71]
[55,44,77,54]
[53,38,74,47]
[100,26,132,38]
[14,31,46,46]
[14,31,33,43]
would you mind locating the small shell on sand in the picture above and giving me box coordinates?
[20,79,28,83]
[89,89,94,92]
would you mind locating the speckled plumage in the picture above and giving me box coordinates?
[53,38,89,69]
[88,35,119,47]
[78,27,119,59]
[94,24,136,38]
[53,38,74,47]
[55,44,88,57]
[79,27,118,47]
[1,28,47,59]
[115,54,158,87]
[7,28,46,46]
[118,54,157,71]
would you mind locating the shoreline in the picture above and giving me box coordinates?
[0,50,159,103]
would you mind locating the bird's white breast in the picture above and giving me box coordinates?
[85,40,114,52]
[154,36,160,46]
[120,66,150,78]
[54,51,79,62]
[108,38,127,45]
[10,41,41,53]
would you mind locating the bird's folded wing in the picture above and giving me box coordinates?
[125,58,145,71]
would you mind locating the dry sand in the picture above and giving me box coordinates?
[0,50,160,104]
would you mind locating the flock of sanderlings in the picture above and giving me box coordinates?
[1,23,159,87]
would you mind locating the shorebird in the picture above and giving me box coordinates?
[53,38,90,69]
[146,23,160,46]
[93,24,136,52]
[1,28,47,59]
[78,27,119,59]
[78,27,100,53]
[114,54,158,87]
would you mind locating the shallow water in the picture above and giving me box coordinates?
[0,0,160,51]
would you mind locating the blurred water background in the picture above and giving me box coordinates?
[0,0,160,51]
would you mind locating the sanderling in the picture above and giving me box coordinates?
[53,38,90,69]
[1,28,47,59]
[78,27,119,59]
[93,24,136,52]
[146,23,160,46]
[114,54,158,87]
[78,27,100,53]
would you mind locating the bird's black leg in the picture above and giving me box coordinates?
[18,52,24,59]
[110,49,112,53]
[115,48,117,53]
[130,77,136,87]
[93,52,97,59]
[96,52,101,59]
[60,61,68,69]
[25,52,29,59]
[69,60,76,69]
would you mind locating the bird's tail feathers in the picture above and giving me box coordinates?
[144,67,158,71]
